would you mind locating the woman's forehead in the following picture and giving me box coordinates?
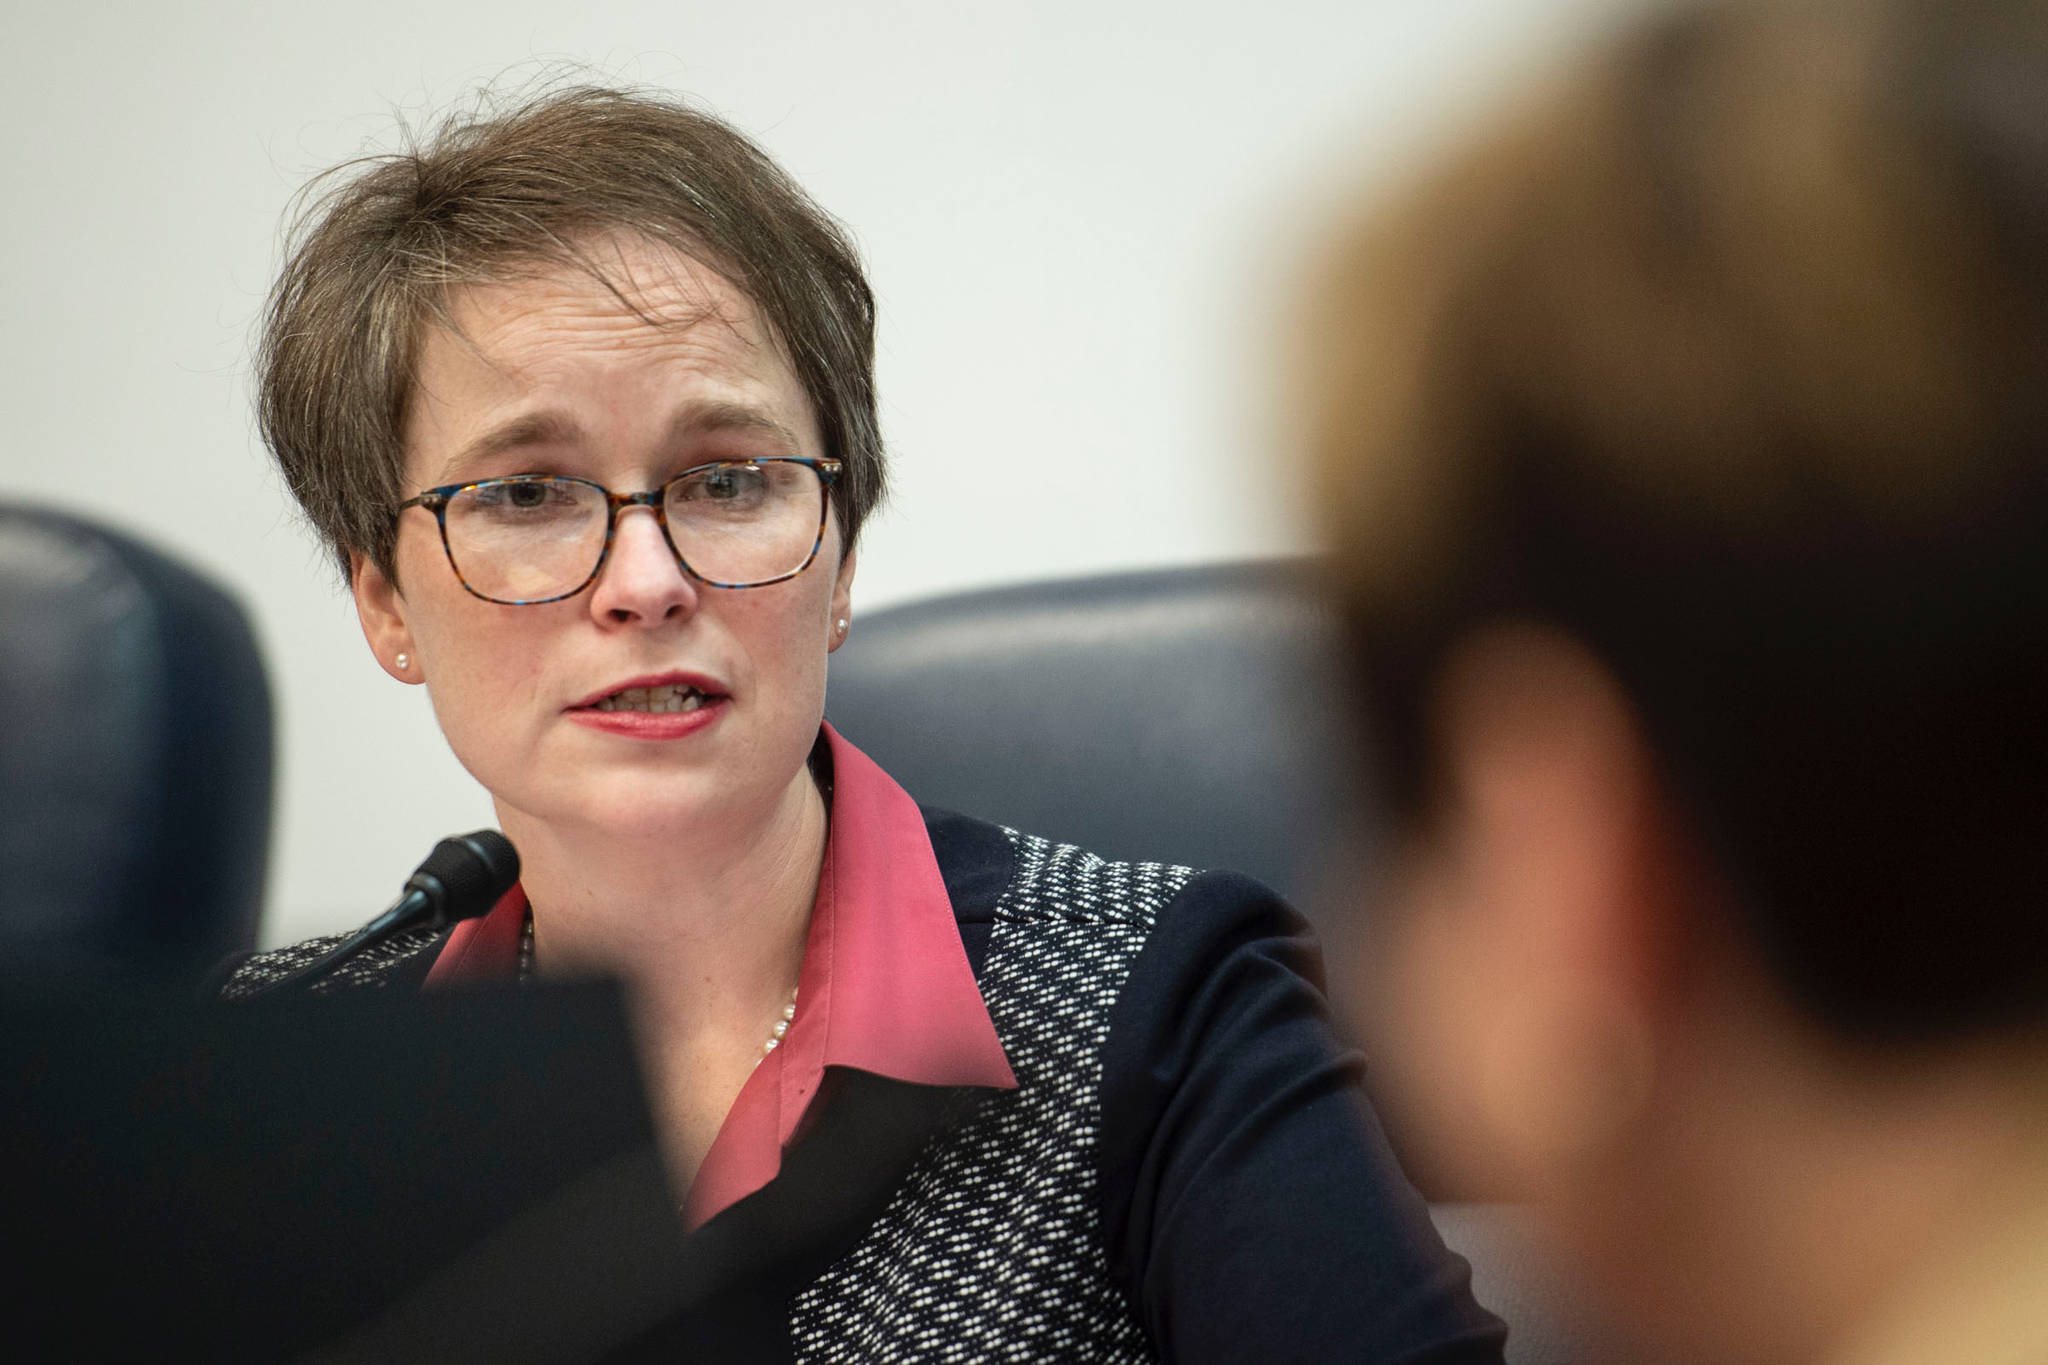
[404,237,815,481]
[436,236,769,365]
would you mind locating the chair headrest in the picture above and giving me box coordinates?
[825,561,1376,924]
[0,504,272,979]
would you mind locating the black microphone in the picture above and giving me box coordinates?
[244,830,520,998]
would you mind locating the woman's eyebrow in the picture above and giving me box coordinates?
[432,401,800,484]
[436,412,582,483]
[669,401,804,449]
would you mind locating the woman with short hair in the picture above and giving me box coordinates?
[225,86,1503,1363]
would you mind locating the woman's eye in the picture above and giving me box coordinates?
[475,480,562,510]
[684,464,770,503]
[458,480,589,524]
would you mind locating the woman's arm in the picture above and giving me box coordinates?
[1096,871,1507,1365]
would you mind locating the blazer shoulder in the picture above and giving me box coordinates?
[218,924,450,1000]
[920,806,1260,934]
[920,805,1019,927]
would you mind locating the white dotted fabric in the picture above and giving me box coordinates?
[790,831,1196,1364]
[220,926,445,999]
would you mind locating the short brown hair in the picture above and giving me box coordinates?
[1303,0,2048,1040]
[259,83,884,585]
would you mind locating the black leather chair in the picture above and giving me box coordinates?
[0,504,273,982]
[826,561,1612,1365]
[825,561,1374,927]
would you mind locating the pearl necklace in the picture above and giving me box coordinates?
[758,987,798,1064]
[522,913,799,1065]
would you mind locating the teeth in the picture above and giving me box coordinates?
[593,683,708,713]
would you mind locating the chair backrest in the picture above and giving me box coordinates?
[1428,1204,1628,1365]
[0,504,273,981]
[825,560,1374,926]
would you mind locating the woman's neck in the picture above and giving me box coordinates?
[495,766,826,1045]
[1567,990,2048,1365]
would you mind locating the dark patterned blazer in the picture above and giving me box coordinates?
[225,809,1505,1365]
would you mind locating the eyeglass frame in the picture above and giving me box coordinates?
[394,457,844,605]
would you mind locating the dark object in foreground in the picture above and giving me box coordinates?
[4,976,968,1362]
[4,979,686,1361]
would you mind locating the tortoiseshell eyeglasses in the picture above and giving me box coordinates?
[395,457,842,605]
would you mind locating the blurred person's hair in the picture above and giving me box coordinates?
[258,82,884,586]
[1301,0,2048,1042]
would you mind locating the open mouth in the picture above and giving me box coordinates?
[587,682,719,714]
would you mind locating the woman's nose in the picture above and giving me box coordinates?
[587,505,701,624]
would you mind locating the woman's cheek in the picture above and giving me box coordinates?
[416,637,535,789]
[422,682,500,790]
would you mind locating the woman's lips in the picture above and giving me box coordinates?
[569,672,725,710]
[567,693,729,739]
[567,674,730,740]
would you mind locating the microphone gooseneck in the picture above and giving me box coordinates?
[244,830,520,998]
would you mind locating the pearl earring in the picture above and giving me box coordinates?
[394,652,409,671]
[836,618,849,635]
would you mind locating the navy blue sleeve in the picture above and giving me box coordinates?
[1097,870,1507,1365]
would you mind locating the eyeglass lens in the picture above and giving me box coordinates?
[442,462,825,602]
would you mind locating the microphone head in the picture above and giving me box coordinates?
[409,829,521,927]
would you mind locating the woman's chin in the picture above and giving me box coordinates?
[582,788,747,843]
[481,774,731,844]
[475,717,822,849]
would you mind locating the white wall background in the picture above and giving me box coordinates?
[0,0,1647,946]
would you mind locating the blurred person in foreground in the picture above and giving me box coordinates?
[1297,1,2048,1363]
[217,85,1505,1361]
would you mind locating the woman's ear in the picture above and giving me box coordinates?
[1469,627,1667,1154]
[350,552,420,683]
[1389,623,1668,1193]
[826,544,857,654]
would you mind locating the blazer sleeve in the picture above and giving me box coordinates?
[1095,870,1507,1365]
